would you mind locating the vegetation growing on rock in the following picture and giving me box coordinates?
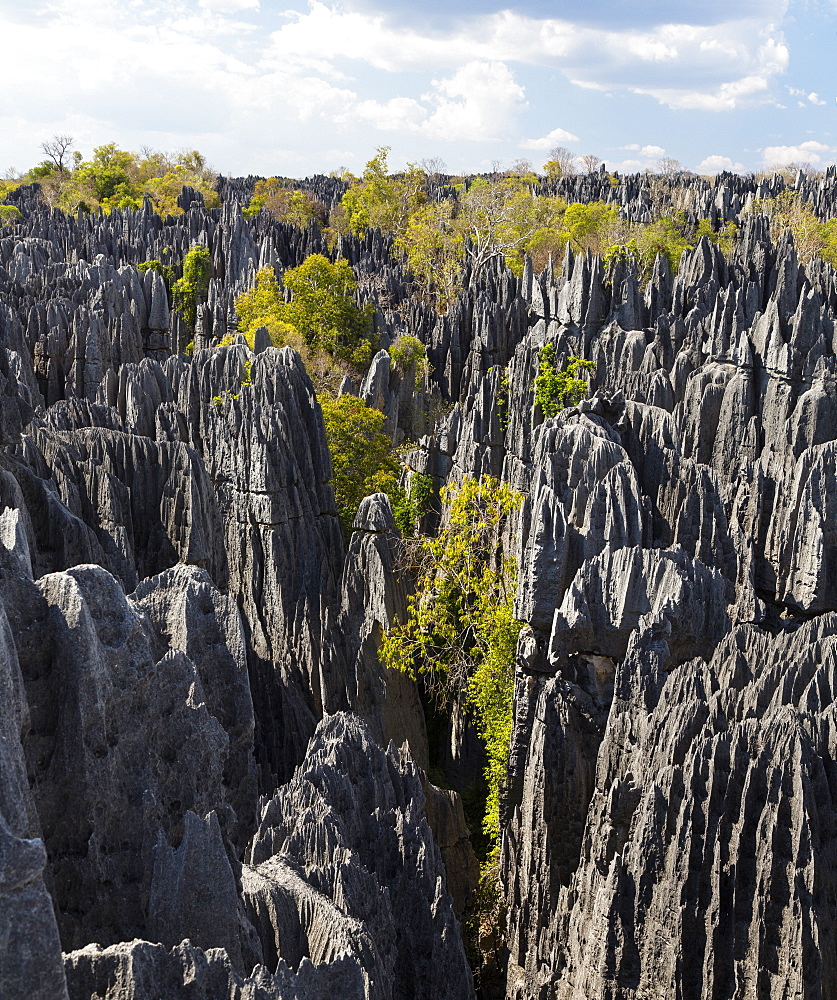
[533,347,595,420]
[381,475,523,840]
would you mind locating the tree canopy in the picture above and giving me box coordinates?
[243,178,326,228]
[320,394,413,538]
[235,255,376,367]
[342,147,426,238]
[16,140,219,216]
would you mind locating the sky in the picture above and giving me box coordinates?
[0,0,835,178]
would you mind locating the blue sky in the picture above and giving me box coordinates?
[0,0,834,177]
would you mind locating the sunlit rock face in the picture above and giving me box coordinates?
[2,168,837,1000]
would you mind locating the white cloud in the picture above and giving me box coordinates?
[265,2,790,113]
[620,143,640,150]
[808,92,826,105]
[621,35,788,110]
[641,144,665,157]
[337,61,526,142]
[199,0,259,10]
[698,154,746,172]
[761,140,834,167]
[349,97,427,132]
[521,126,580,150]
[421,61,527,142]
[0,0,803,175]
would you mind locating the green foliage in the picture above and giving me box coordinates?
[408,472,434,520]
[25,143,219,216]
[138,259,175,285]
[395,200,462,309]
[244,178,324,228]
[0,205,21,226]
[237,254,375,364]
[390,470,434,537]
[284,254,375,362]
[694,217,739,256]
[822,219,837,268]
[604,213,740,279]
[183,244,211,287]
[469,594,520,836]
[381,476,523,839]
[28,161,56,181]
[603,238,640,271]
[235,268,284,336]
[496,368,510,431]
[632,212,692,274]
[0,179,20,202]
[534,345,595,420]
[747,190,835,265]
[389,334,429,390]
[320,394,409,537]
[342,147,426,238]
[172,245,211,336]
[563,200,621,255]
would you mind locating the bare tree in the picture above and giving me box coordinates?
[657,156,681,177]
[40,134,74,173]
[548,146,577,176]
[580,154,601,173]
[460,177,533,280]
[509,157,533,176]
[420,156,447,183]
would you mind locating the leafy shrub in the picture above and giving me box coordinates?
[390,334,429,390]
[25,144,219,216]
[138,259,175,285]
[0,205,21,226]
[172,245,211,335]
[533,345,594,419]
[243,179,325,227]
[320,394,410,538]
[342,147,426,238]
[235,256,376,367]
[381,475,523,837]
[496,368,510,431]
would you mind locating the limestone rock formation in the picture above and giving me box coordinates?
[3,168,837,1000]
[248,712,474,1000]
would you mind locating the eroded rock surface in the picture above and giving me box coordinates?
[3,171,837,1000]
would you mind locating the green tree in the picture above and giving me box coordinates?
[244,178,325,227]
[284,254,376,364]
[534,345,595,419]
[395,199,463,309]
[457,176,534,278]
[389,334,429,391]
[0,205,21,226]
[28,144,219,216]
[234,268,301,350]
[320,394,411,537]
[342,147,426,238]
[173,245,211,336]
[633,212,692,274]
[236,256,375,365]
[694,217,739,257]
[563,200,622,255]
